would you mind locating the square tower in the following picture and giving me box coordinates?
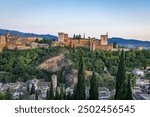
[100,33,108,45]
[58,32,68,42]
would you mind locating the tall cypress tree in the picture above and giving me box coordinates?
[50,81,54,100]
[89,71,99,100]
[126,77,133,100]
[115,50,133,100]
[35,91,38,100]
[30,83,35,95]
[55,87,60,100]
[27,82,30,93]
[46,89,50,100]
[74,51,86,100]
[115,50,126,99]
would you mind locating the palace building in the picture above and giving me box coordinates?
[0,32,43,52]
[52,32,114,51]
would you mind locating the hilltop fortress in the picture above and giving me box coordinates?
[53,32,114,51]
[0,32,49,52]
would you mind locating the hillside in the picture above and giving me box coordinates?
[109,37,150,49]
[0,29,57,40]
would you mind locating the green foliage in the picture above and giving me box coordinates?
[126,77,133,100]
[55,87,60,100]
[30,83,35,95]
[115,50,133,100]
[0,47,62,82]
[35,91,39,100]
[89,71,99,100]
[50,81,54,100]
[5,88,13,100]
[74,51,86,100]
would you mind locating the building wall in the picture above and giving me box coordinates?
[0,35,7,46]
[53,32,113,51]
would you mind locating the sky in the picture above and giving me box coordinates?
[0,0,150,41]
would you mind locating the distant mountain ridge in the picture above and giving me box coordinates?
[109,37,150,49]
[0,29,57,40]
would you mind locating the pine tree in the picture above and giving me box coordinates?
[74,51,86,100]
[30,83,35,95]
[89,71,99,100]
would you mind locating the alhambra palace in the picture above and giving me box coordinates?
[0,31,121,52]
[0,32,48,52]
[53,32,115,51]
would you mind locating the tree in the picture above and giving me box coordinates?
[55,87,60,100]
[27,82,30,93]
[5,88,12,100]
[73,34,76,39]
[46,89,50,100]
[50,81,54,100]
[2,78,6,84]
[74,51,86,100]
[35,91,39,100]
[89,71,99,100]
[115,50,132,100]
[59,85,64,100]
[30,83,35,95]
[126,77,133,100]
[66,91,72,100]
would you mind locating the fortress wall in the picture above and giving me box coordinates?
[95,45,112,50]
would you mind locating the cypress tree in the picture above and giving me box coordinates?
[89,71,99,100]
[55,87,60,100]
[115,50,126,99]
[27,82,30,93]
[73,34,76,39]
[59,85,64,100]
[115,50,133,100]
[50,81,54,100]
[30,83,35,95]
[46,89,50,100]
[74,51,86,100]
[35,91,38,100]
[67,91,72,100]
[126,77,133,100]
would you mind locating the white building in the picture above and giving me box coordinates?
[132,69,144,76]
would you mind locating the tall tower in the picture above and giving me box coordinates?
[58,32,68,42]
[58,32,65,42]
[100,33,108,45]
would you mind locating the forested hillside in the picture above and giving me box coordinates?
[0,47,150,85]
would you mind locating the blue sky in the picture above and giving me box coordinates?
[0,0,150,40]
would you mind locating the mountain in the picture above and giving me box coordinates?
[0,29,57,40]
[109,37,150,49]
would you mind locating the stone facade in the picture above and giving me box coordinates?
[53,32,113,51]
[0,32,42,51]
